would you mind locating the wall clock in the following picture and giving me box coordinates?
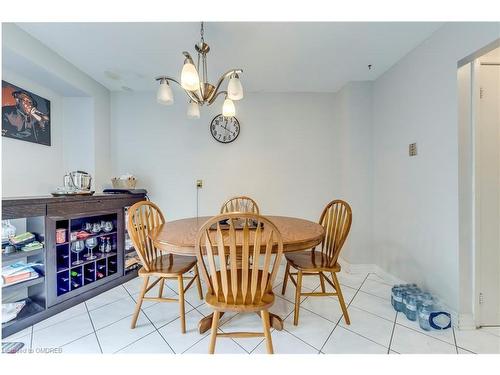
[210,114,240,144]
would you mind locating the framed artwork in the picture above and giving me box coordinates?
[2,80,51,146]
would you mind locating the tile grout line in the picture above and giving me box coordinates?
[452,327,459,354]
[113,330,162,354]
[318,272,370,353]
[122,284,176,354]
[29,325,34,351]
[84,301,103,353]
[387,311,398,354]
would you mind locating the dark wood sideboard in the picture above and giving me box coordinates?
[1,193,146,338]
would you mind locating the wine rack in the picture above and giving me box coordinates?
[47,211,123,306]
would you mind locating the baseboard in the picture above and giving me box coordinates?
[458,313,477,330]
[338,257,405,285]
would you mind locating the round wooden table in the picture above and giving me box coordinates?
[150,215,325,333]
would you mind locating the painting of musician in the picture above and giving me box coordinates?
[2,80,51,146]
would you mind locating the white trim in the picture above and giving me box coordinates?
[458,313,477,330]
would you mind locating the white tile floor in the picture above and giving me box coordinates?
[3,263,500,354]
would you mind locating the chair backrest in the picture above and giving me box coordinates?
[195,213,283,306]
[220,196,260,214]
[318,200,352,267]
[127,201,166,272]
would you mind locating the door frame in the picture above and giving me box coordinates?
[458,38,500,328]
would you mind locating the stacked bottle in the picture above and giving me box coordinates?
[391,284,451,331]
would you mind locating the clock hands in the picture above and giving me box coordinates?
[221,122,236,136]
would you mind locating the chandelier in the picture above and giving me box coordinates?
[155,22,244,119]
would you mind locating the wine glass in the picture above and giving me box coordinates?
[90,222,101,234]
[103,221,113,233]
[85,237,98,260]
[71,240,85,266]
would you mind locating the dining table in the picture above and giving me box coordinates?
[149,215,325,334]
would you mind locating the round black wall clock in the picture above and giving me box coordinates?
[210,114,240,143]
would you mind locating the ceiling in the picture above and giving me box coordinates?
[17,22,443,93]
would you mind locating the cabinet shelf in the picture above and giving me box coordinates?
[1,298,45,330]
[2,247,45,262]
[57,251,117,272]
[70,231,117,243]
[2,276,45,293]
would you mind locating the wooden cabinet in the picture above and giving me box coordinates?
[1,193,145,337]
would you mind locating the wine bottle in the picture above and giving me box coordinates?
[60,277,69,282]
[71,280,80,288]
[58,287,68,293]
[96,271,104,279]
[84,277,94,283]
[97,264,106,271]
[71,271,81,277]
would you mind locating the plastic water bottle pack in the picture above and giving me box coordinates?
[391,284,451,331]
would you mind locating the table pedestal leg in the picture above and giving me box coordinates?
[198,311,284,334]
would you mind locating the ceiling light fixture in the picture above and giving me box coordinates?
[155,22,244,118]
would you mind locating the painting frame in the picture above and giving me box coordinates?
[2,80,51,146]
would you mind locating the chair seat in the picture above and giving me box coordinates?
[205,269,275,312]
[139,253,197,277]
[285,250,341,272]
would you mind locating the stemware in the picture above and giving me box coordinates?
[85,237,98,260]
[103,221,113,233]
[71,240,85,266]
[90,222,101,234]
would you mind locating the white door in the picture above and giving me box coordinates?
[478,51,500,326]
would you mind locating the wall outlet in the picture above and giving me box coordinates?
[196,179,203,188]
[409,143,417,157]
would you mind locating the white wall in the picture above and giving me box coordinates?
[110,88,373,263]
[1,23,111,195]
[372,22,500,313]
[62,98,95,175]
[2,69,64,196]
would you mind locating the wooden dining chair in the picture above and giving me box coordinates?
[220,196,260,214]
[128,201,203,333]
[281,200,352,326]
[195,213,284,354]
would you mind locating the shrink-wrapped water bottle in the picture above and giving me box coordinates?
[405,293,418,321]
[393,287,404,312]
[418,301,433,331]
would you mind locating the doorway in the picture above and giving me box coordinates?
[459,43,500,328]
[476,47,500,326]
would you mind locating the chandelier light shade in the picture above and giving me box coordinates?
[181,58,200,91]
[222,97,236,117]
[187,100,201,119]
[155,22,244,119]
[227,74,244,100]
[156,79,174,105]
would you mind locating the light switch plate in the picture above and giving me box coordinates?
[409,143,417,156]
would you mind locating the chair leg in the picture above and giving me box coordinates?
[131,276,149,329]
[332,272,350,325]
[158,277,165,298]
[293,270,303,326]
[281,262,290,295]
[319,272,326,293]
[209,310,220,354]
[194,265,203,300]
[261,310,274,354]
[178,275,186,333]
